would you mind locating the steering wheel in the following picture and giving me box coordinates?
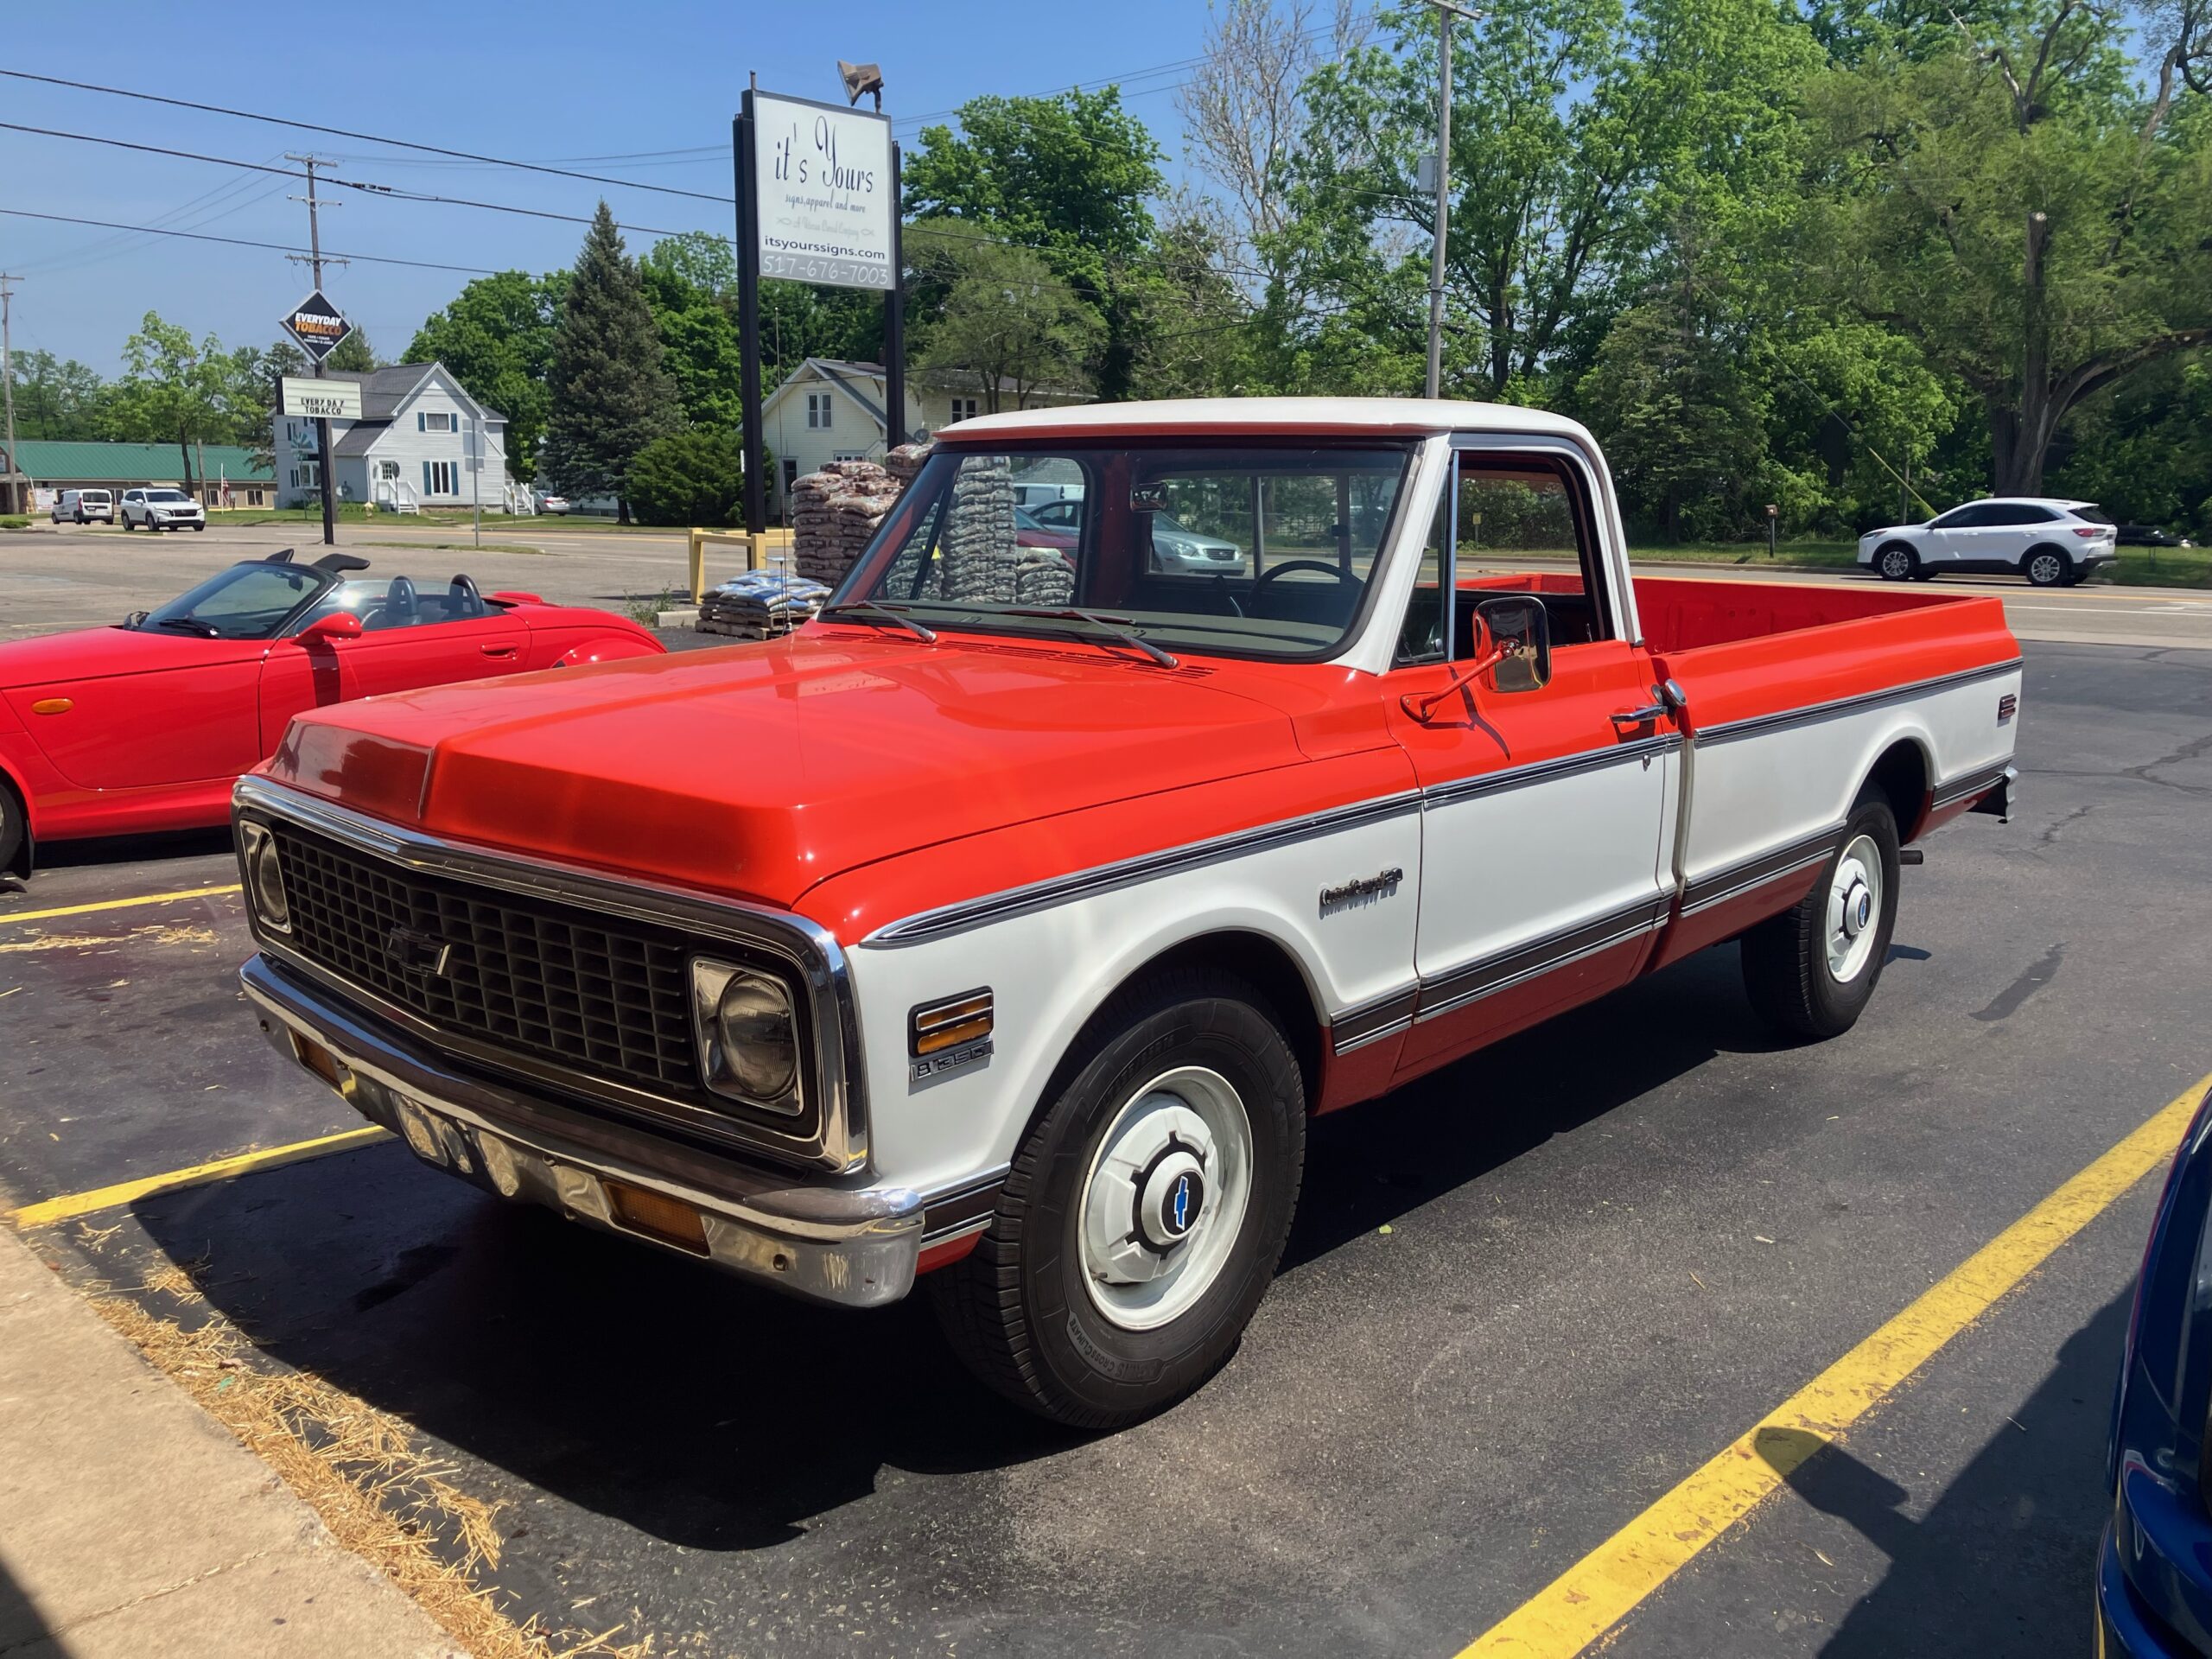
[1256,559,1354,586]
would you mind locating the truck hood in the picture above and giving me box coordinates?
[265,632,1306,908]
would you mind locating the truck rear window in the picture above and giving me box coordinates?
[839,441,1414,662]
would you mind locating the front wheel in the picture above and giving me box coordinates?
[120,517,133,531]
[1741,794,1901,1039]
[191,523,204,531]
[1875,543,1917,582]
[931,969,1306,1429]
[0,784,23,874]
[2024,547,2070,587]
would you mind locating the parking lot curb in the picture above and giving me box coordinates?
[0,1227,461,1657]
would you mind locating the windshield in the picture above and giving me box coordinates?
[145,490,193,504]
[835,441,1413,661]
[136,562,330,639]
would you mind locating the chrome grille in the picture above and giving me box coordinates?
[270,822,702,1099]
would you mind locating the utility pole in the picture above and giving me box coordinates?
[286,155,346,547]
[0,275,19,515]
[1423,2,1482,400]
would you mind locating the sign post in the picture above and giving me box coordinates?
[282,289,355,548]
[735,86,899,536]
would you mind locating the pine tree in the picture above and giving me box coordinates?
[543,203,680,519]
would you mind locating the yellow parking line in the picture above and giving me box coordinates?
[7,1127,391,1229]
[0,883,242,926]
[1459,1068,2212,1659]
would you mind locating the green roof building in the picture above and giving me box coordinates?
[0,440,275,509]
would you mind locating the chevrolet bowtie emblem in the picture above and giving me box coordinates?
[384,925,454,976]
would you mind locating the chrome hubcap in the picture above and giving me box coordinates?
[1883,550,1910,577]
[1825,835,1884,983]
[2031,555,2062,583]
[1079,1065,1252,1332]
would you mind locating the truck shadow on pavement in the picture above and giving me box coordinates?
[119,940,1866,1554]
[1753,1289,2126,1657]
[28,826,232,872]
[1284,943,1795,1271]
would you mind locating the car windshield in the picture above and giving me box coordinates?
[836,441,1414,661]
[135,562,330,639]
[145,490,193,504]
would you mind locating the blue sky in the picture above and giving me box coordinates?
[2,0,1214,372]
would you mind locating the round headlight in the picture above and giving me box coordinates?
[249,832,290,931]
[715,971,797,1101]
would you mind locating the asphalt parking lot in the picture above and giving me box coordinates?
[1,635,2207,1657]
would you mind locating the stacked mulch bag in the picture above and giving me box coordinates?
[697,570,831,639]
[936,454,1077,608]
[791,459,903,588]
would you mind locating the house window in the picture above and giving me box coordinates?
[425,461,458,495]
[289,461,321,490]
[832,450,867,462]
[423,411,454,433]
[949,397,979,423]
[807,392,833,430]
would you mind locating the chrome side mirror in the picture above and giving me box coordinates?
[1475,595,1551,692]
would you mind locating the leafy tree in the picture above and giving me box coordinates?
[2050,349,2212,535]
[327,328,378,372]
[643,231,739,296]
[5,350,108,441]
[111,313,225,492]
[543,204,679,519]
[1807,2,2212,493]
[409,270,566,481]
[905,89,1163,396]
[912,231,1103,410]
[639,257,744,431]
[624,428,744,527]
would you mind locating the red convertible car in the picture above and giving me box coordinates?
[0,550,662,876]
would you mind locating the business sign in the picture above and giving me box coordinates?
[752,91,895,291]
[279,376,363,420]
[281,289,354,362]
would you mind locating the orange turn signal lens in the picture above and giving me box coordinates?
[604,1180,709,1255]
[29,699,72,715]
[912,989,994,1056]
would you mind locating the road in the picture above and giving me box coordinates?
[8,518,2210,652]
[1,640,2205,1657]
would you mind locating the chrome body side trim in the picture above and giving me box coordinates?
[1679,823,1846,917]
[1932,759,2015,809]
[241,954,921,1308]
[1329,986,1421,1052]
[1420,732,1677,810]
[1696,659,2023,748]
[1413,894,1670,1026]
[863,789,1425,948]
[232,775,871,1176]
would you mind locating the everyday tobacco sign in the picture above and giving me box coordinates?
[282,289,354,363]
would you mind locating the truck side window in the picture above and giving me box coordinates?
[1447,454,1612,657]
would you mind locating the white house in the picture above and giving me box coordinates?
[760,358,1087,513]
[273,363,519,513]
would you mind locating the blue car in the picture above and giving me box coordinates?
[2101,1087,2212,1654]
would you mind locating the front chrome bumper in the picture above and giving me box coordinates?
[241,953,924,1307]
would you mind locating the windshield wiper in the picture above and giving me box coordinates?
[817,601,938,643]
[1001,607,1179,669]
[154,616,219,638]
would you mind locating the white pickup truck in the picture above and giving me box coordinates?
[234,398,2022,1427]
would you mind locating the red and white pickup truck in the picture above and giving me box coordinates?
[233,400,2020,1427]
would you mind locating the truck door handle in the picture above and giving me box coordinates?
[1611,702,1668,729]
[480,644,517,658]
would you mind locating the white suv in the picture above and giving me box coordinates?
[120,488,207,532]
[1858,497,2117,587]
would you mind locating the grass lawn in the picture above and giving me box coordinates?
[1626,541,1859,569]
[359,538,548,556]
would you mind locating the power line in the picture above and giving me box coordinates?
[0,210,503,276]
[0,121,706,240]
[0,69,731,204]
